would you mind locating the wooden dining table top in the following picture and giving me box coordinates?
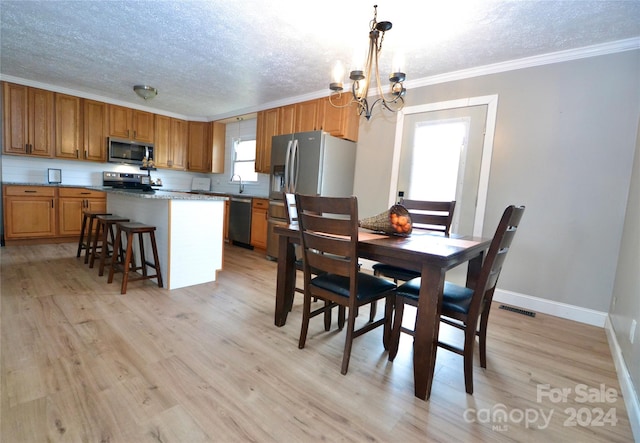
[275,224,490,274]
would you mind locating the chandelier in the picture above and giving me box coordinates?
[329,5,406,120]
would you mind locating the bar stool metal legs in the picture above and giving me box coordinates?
[108,222,163,294]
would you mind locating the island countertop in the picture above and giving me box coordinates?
[98,188,229,201]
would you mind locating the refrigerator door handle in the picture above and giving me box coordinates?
[291,139,300,193]
[283,140,293,193]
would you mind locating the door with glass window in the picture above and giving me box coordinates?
[396,105,487,236]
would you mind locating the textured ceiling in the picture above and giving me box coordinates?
[1,0,639,120]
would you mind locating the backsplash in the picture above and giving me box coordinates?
[1,155,269,196]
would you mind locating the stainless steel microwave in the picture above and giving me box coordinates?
[107,137,154,165]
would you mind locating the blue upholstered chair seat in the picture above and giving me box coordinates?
[396,278,474,315]
[311,272,397,301]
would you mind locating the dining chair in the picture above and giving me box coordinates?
[388,204,525,395]
[369,199,456,321]
[295,194,397,375]
[284,192,328,317]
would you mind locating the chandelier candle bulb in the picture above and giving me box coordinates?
[330,62,345,91]
[328,5,407,120]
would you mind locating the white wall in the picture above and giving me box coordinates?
[609,115,640,419]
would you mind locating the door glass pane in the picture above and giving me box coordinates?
[409,119,467,201]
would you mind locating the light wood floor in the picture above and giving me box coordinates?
[1,242,634,442]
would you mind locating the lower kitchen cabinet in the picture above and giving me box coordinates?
[250,198,268,249]
[3,185,56,239]
[58,187,106,236]
[3,185,106,242]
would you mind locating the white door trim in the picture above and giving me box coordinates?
[390,94,499,236]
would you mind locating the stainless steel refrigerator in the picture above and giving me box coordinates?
[266,130,357,259]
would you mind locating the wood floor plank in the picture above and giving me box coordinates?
[1,243,634,442]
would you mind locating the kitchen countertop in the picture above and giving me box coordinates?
[2,182,269,200]
[100,188,228,201]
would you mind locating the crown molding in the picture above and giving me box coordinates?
[406,37,640,90]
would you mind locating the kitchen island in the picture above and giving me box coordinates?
[104,189,227,290]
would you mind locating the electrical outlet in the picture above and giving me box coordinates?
[630,319,637,344]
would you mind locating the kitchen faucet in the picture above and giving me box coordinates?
[230,174,244,194]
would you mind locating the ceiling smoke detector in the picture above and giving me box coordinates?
[133,85,158,100]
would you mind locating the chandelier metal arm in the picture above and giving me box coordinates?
[328,5,406,121]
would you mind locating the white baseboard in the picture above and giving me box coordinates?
[493,288,607,327]
[605,316,640,442]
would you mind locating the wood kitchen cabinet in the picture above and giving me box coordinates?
[58,187,106,237]
[187,121,225,173]
[3,185,106,243]
[250,198,268,250]
[187,121,209,172]
[2,82,54,157]
[209,121,225,174]
[254,97,359,173]
[155,115,188,170]
[83,99,108,162]
[294,100,320,133]
[3,185,56,239]
[255,108,279,173]
[318,94,359,142]
[55,93,83,159]
[278,104,296,135]
[108,104,154,143]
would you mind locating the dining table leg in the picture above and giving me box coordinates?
[275,234,296,327]
[413,264,446,400]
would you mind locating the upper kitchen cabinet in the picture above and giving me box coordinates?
[187,120,225,173]
[294,100,319,133]
[2,82,54,157]
[187,121,209,172]
[209,121,225,174]
[83,99,108,162]
[318,95,359,142]
[155,115,188,170]
[108,104,154,143]
[255,108,279,173]
[55,93,83,160]
[278,104,295,135]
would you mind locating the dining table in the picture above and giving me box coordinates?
[273,224,492,401]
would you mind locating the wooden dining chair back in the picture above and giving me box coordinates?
[400,199,456,235]
[373,199,456,281]
[370,199,456,321]
[295,194,396,374]
[388,204,525,395]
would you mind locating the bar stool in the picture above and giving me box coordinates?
[90,214,130,276]
[108,222,163,294]
[76,208,111,263]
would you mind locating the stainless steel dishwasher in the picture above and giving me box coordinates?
[228,196,253,248]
